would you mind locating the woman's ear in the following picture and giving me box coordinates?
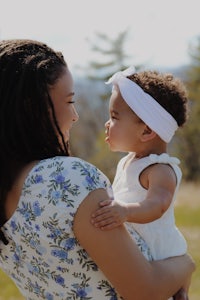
[140,125,157,142]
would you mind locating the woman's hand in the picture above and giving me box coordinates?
[173,266,193,300]
[173,288,188,300]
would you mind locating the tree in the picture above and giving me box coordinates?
[87,30,131,80]
[175,36,200,181]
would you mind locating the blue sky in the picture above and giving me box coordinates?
[0,0,199,74]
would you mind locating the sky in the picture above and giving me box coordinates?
[0,0,199,75]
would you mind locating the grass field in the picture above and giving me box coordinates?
[175,182,200,300]
[0,181,199,300]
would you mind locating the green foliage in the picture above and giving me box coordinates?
[175,36,200,181]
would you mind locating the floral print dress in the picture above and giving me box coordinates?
[0,156,151,300]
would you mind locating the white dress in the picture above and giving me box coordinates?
[113,153,187,260]
[0,156,152,300]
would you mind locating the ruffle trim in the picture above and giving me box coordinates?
[149,153,180,165]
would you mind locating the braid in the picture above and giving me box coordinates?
[0,39,70,243]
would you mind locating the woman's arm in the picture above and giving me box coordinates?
[74,188,195,300]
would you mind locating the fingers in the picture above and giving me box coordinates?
[91,206,108,220]
[93,218,119,230]
[91,210,119,230]
[99,199,113,207]
[91,199,124,230]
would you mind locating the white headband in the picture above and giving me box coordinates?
[106,66,178,143]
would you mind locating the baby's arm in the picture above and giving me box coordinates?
[91,163,176,230]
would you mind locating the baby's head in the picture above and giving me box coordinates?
[106,66,189,143]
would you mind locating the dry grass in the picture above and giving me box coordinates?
[176,181,200,207]
[175,182,200,300]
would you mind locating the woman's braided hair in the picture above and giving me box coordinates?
[0,39,69,243]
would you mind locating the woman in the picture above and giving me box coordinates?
[0,39,194,300]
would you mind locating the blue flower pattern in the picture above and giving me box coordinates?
[0,156,151,299]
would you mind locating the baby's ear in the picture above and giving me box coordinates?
[140,125,157,142]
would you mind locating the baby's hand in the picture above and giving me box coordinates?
[91,200,128,230]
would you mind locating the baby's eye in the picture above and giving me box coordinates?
[111,115,118,120]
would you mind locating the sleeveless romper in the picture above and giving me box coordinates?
[113,153,187,260]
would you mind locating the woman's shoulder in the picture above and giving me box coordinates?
[35,156,99,171]
[29,156,111,191]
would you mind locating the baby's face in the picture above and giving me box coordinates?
[105,86,145,153]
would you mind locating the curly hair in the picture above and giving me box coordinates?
[127,71,189,127]
[0,39,69,242]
